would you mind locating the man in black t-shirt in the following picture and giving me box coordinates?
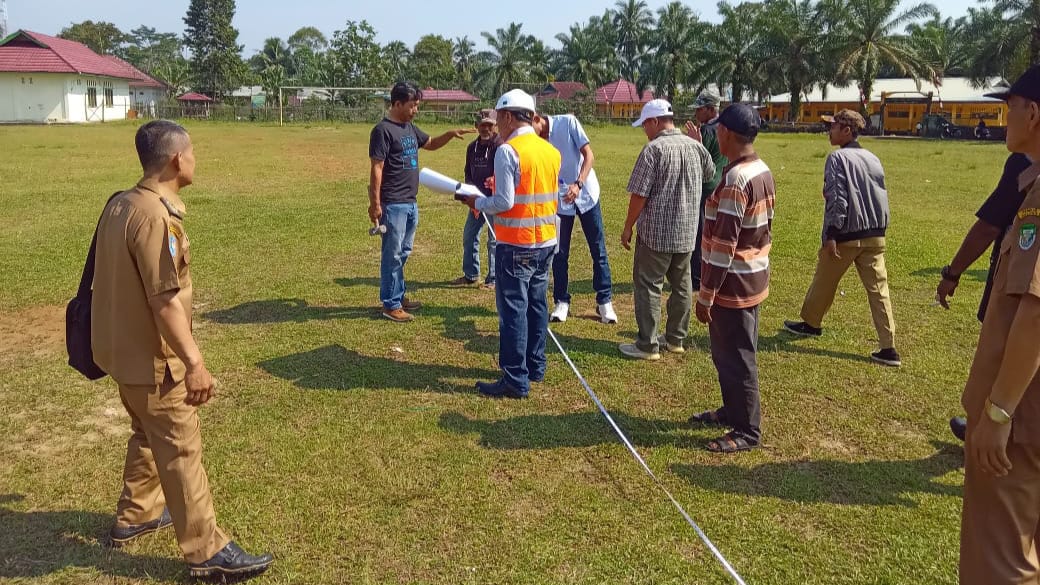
[936,153,1033,439]
[368,82,474,322]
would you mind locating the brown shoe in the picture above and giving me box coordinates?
[402,297,422,311]
[449,276,478,286]
[382,308,414,322]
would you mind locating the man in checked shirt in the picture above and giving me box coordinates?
[691,103,776,453]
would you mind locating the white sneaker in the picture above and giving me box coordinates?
[618,343,661,361]
[658,335,685,354]
[597,302,618,324]
[550,302,569,323]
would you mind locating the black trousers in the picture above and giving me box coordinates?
[708,304,762,443]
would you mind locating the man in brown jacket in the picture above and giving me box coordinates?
[92,120,272,580]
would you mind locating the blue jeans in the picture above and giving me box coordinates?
[380,202,419,311]
[462,212,496,283]
[495,244,554,393]
[553,202,613,305]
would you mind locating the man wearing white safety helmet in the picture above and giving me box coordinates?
[461,89,561,399]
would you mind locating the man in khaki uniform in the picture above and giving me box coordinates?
[92,120,272,580]
[960,66,1040,585]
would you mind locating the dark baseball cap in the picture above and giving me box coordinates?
[717,103,761,138]
[985,66,1040,102]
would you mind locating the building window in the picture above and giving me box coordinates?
[104,88,114,107]
[87,88,98,108]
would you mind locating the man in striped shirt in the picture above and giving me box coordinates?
[692,103,775,453]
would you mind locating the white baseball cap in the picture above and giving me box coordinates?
[632,99,675,127]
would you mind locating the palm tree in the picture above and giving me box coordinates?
[963,2,1037,84]
[824,0,938,118]
[258,37,292,73]
[612,0,655,81]
[698,2,771,104]
[905,15,970,80]
[553,23,613,88]
[453,36,476,92]
[637,2,703,102]
[760,0,831,120]
[477,23,538,97]
[381,41,411,83]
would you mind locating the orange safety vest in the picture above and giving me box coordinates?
[495,132,561,247]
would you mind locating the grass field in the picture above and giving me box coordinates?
[0,120,1010,584]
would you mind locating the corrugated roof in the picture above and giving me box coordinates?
[769,77,1007,104]
[0,30,138,79]
[101,55,166,89]
[421,88,479,102]
[177,92,213,102]
[540,81,588,101]
[595,79,653,105]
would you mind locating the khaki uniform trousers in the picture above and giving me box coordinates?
[115,370,228,564]
[799,236,896,349]
[961,431,1040,584]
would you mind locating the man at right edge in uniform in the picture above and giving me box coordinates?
[959,65,1040,585]
[92,121,272,580]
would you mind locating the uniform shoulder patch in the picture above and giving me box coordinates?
[169,234,178,257]
[1020,223,1037,251]
[1017,207,1040,220]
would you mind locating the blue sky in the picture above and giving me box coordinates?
[11,0,984,56]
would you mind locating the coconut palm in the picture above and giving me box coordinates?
[824,0,938,117]
[453,36,476,92]
[381,41,411,83]
[612,0,655,81]
[760,0,831,120]
[637,1,703,102]
[553,23,613,88]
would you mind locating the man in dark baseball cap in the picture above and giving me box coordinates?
[717,103,761,140]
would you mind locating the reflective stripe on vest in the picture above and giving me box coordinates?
[497,132,561,247]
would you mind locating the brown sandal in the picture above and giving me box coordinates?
[706,432,758,453]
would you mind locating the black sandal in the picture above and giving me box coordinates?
[688,409,729,428]
[706,432,758,453]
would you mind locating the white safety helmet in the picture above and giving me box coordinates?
[495,89,536,114]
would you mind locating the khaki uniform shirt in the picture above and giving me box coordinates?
[91,181,192,386]
[962,163,1040,445]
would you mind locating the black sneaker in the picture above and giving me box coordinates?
[783,320,822,337]
[950,417,967,442]
[475,379,528,399]
[188,541,273,580]
[109,507,173,547]
[871,348,902,367]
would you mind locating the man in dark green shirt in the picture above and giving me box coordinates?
[686,90,728,288]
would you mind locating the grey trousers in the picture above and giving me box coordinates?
[633,240,692,354]
[708,304,762,443]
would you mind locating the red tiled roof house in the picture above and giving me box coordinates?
[536,81,589,103]
[595,79,654,120]
[0,30,144,123]
[419,88,479,114]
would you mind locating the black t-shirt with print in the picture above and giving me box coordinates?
[369,118,430,204]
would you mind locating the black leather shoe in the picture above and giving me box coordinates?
[189,541,273,580]
[476,379,528,399]
[110,507,173,547]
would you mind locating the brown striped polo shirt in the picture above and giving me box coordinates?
[698,154,775,309]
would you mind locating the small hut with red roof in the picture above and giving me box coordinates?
[595,79,654,121]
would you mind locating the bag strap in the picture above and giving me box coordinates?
[76,191,125,297]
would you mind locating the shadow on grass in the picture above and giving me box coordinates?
[911,266,989,282]
[762,332,874,364]
[439,411,698,449]
[259,344,497,393]
[333,276,481,291]
[669,442,963,506]
[205,298,496,329]
[566,279,635,297]
[0,494,183,581]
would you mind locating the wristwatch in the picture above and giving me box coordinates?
[573,180,584,190]
[986,399,1012,425]
[941,264,961,284]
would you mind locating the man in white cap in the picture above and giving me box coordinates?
[619,99,716,361]
[461,90,561,398]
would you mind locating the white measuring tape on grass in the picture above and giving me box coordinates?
[478,204,747,584]
[546,329,748,585]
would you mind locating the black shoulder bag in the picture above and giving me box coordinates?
[66,191,122,380]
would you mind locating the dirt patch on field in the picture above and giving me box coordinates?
[0,304,66,358]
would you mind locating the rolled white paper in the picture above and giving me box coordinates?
[419,168,462,195]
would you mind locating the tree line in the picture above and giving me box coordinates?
[56,0,1039,121]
